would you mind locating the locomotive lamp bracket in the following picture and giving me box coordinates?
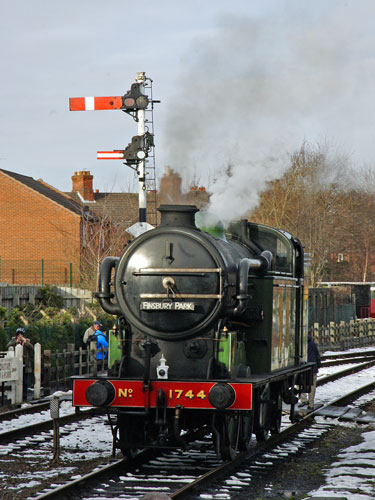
[156,354,169,379]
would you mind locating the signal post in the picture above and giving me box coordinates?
[69,72,157,223]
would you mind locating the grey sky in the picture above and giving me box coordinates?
[1,0,374,219]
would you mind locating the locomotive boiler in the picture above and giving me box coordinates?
[72,204,314,459]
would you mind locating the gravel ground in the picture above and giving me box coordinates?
[1,402,375,499]
[228,423,367,500]
[0,447,113,500]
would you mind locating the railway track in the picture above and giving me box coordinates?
[321,348,375,367]
[0,357,368,445]
[0,403,103,444]
[20,359,375,500]
[29,377,375,500]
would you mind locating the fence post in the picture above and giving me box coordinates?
[349,320,355,349]
[44,350,51,396]
[70,263,73,287]
[79,347,83,376]
[329,322,335,350]
[363,319,369,346]
[339,321,345,350]
[6,347,16,403]
[34,343,41,399]
[90,340,97,376]
[50,396,60,463]
[67,344,75,388]
[42,259,44,286]
[359,319,364,347]
[15,344,23,404]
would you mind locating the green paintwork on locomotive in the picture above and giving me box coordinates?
[195,213,227,241]
[217,330,247,376]
[241,276,300,374]
[222,219,307,375]
[108,329,122,369]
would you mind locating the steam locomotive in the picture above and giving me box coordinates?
[72,205,314,459]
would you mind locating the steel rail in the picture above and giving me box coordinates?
[24,359,375,500]
[0,400,50,422]
[321,349,375,360]
[321,355,375,367]
[171,379,375,499]
[0,407,102,443]
[29,430,204,500]
[317,359,375,386]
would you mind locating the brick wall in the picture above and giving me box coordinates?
[0,172,81,284]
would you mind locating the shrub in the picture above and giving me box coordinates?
[38,285,64,309]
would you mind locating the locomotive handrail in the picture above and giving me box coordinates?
[136,267,223,299]
[233,251,273,316]
[139,293,222,299]
[96,256,122,315]
[133,267,221,275]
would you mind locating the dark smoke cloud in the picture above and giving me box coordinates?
[163,1,375,224]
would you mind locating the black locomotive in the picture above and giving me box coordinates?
[72,204,313,459]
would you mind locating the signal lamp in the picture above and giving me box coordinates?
[122,83,149,110]
[123,132,154,164]
[124,97,136,107]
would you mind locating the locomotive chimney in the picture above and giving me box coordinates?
[158,205,199,229]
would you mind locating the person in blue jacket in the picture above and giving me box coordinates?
[95,327,109,360]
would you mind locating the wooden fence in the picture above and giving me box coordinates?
[1,343,107,404]
[0,284,93,313]
[42,343,108,395]
[3,317,375,405]
[310,318,375,351]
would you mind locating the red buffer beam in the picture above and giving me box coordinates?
[69,96,124,111]
[97,151,125,160]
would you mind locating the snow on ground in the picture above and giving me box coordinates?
[0,389,113,466]
[306,426,375,500]
[3,350,375,498]
[300,349,375,500]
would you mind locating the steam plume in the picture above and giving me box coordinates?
[163,3,375,225]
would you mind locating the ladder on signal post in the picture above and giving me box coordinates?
[69,72,158,226]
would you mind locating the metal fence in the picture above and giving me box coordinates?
[0,259,76,286]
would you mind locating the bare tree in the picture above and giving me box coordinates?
[251,142,350,285]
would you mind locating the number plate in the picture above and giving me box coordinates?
[73,379,252,410]
[141,301,195,311]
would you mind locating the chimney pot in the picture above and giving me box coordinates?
[72,171,94,202]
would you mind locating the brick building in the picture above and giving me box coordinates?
[0,168,209,287]
[0,169,84,285]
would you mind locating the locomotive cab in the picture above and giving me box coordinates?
[72,205,314,459]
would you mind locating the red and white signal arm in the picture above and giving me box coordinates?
[97,151,125,160]
[69,96,123,111]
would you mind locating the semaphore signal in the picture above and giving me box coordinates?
[96,151,125,160]
[69,96,124,111]
[69,72,158,224]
